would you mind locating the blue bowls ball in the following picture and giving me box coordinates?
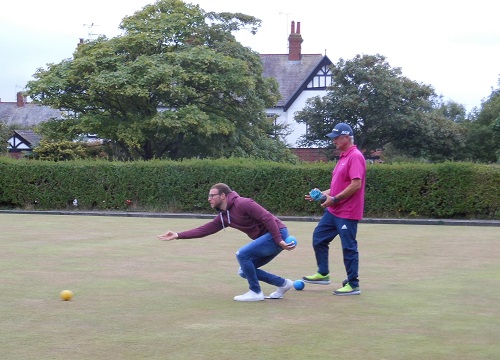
[285,236,297,246]
[293,280,305,290]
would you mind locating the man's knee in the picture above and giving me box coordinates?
[236,247,250,261]
[312,234,332,248]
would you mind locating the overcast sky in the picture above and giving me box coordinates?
[1,0,498,111]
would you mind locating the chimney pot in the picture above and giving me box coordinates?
[16,91,25,107]
[288,21,303,61]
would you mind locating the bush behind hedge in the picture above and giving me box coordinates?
[0,157,498,219]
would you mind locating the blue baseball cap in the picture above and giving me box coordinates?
[326,123,353,138]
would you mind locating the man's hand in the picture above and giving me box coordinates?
[308,188,327,204]
[157,231,178,241]
[279,240,296,251]
[309,188,323,201]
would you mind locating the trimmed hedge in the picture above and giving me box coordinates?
[0,157,498,219]
[365,163,500,219]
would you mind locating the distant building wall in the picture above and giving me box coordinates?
[290,148,330,162]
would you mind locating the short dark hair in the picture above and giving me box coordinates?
[211,183,232,195]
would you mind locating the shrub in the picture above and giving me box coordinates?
[0,157,498,219]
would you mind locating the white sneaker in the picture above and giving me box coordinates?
[269,279,293,299]
[233,290,265,302]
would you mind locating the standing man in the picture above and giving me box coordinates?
[303,123,366,296]
[158,183,296,302]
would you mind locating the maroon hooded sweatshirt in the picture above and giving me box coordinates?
[177,191,287,244]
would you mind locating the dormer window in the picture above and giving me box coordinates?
[307,65,332,89]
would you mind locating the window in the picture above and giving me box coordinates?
[307,65,332,89]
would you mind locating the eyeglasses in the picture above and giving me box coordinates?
[208,193,221,199]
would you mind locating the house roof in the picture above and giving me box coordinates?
[260,54,332,111]
[0,102,63,127]
[13,130,42,148]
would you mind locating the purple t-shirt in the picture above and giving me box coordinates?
[327,145,366,220]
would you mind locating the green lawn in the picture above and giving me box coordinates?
[1,214,499,359]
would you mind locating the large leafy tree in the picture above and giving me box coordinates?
[461,79,500,163]
[295,54,464,161]
[433,98,467,123]
[0,122,13,156]
[27,0,291,161]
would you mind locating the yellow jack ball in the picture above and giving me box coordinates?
[60,290,74,301]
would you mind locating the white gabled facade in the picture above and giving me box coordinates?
[261,21,333,148]
[7,134,32,151]
[265,88,328,146]
[7,130,42,158]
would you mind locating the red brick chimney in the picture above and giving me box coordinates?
[288,21,303,61]
[16,91,26,107]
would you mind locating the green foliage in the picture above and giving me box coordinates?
[295,54,465,161]
[366,162,500,219]
[0,157,498,219]
[30,140,111,161]
[433,98,467,123]
[0,122,11,156]
[26,0,286,161]
[389,111,466,162]
[296,54,434,150]
[34,117,83,142]
[461,81,500,163]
